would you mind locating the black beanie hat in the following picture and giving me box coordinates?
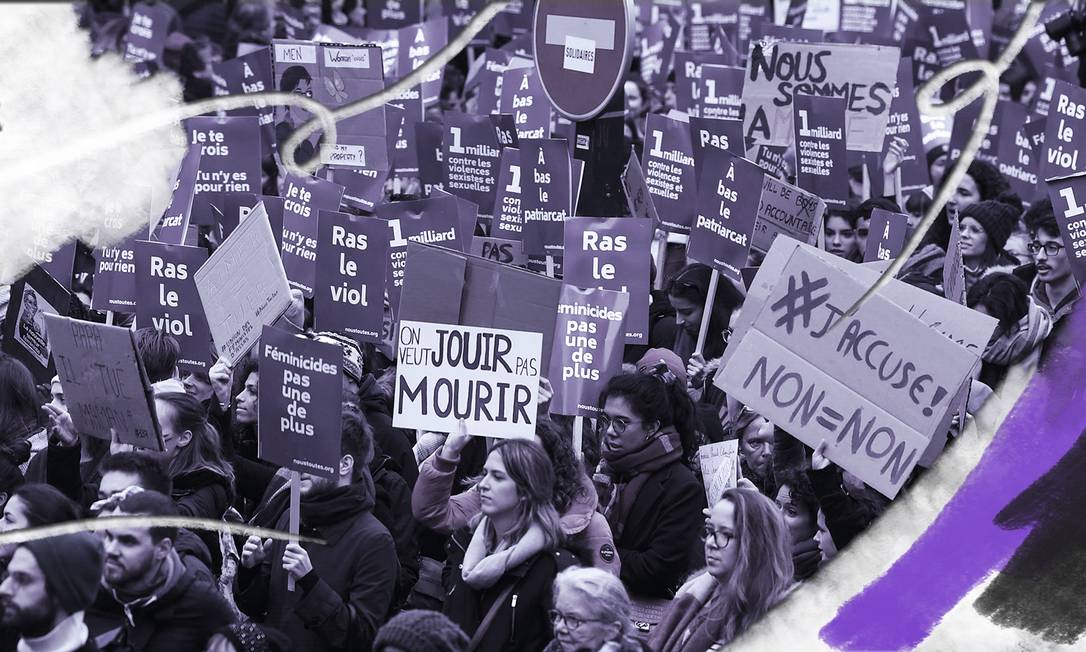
[374,610,469,652]
[960,200,1019,254]
[22,532,104,615]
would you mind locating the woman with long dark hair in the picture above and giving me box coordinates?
[665,264,743,365]
[443,439,571,652]
[593,369,706,607]
[153,392,236,521]
[650,488,794,651]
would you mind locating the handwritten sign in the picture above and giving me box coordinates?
[699,440,740,504]
[751,175,826,254]
[43,315,163,451]
[741,40,899,152]
[394,320,542,438]
[620,150,660,222]
[717,241,978,498]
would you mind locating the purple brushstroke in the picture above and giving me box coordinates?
[821,303,1086,650]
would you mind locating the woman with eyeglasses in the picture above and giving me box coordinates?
[545,567,650,652]
[649,488,794,652]
[443,439,574,652]
[593,371,705,608]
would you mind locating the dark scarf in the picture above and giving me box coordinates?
[300,474,375,531]
[598,428,683,540]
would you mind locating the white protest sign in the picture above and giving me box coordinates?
[194,203,292,364]
[716,242,978,497]
[742,40,899,152]
[699,440,740,504]
[751,174,826,254]
[394,320,542,438]
[43,315,164,451]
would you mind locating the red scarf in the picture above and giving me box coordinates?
[598,428,683,540]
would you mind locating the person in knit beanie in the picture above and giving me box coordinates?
[959,199,1022,292]
[374,610,469,652]
[0,532,104,652]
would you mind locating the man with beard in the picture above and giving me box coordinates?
[0,532,104,652]
[87,490,234,651]
[237,409,398,651]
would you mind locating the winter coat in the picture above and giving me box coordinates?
[357,374,418,489]
[413,449,620,575]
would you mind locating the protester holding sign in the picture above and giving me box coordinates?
[665,263,744,366]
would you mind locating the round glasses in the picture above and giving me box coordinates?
[597,415,641,436]
[702,523,734,550]
[550,610,605,631]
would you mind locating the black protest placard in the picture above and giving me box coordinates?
[642,113,698,234]
[2,266,70,383]
[793,93,849,207]
[443,111,503,216]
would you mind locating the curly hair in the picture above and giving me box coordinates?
[534,418,586,514]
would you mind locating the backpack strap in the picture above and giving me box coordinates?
[466,584,516,652]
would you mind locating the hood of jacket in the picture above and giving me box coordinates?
[559,473,600,536]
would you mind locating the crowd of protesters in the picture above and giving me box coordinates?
[0,0,1080,651]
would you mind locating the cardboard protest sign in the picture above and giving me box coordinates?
[699,440,740,504]
[314,210,388,342]
[211,47,276,158]
[122,1,175,64]
[492,148,524,237]
[135,241,213,371]
[398,242,563,364]
[43,315,163,450]
[394,320,542,438]
[863,208,909,263]
[1041,80,1086,183]
[471,48,511,116]
[471,236,527,267]
[687,148,764,282]
[742,40,898,152]
[563,217,652,343]
[258,326,344,479]
[639,11,680,92]
[184,117,262,226]
[944,212,966,305]
[642,113,698,233]
[548,285,629,417]
[1045,171,1086,286]
[674,52,725,117]
[717,240,979,497]
[377,196,466,310]
[280,173,346,298]
[521,139,572,256]
[500,65,550,140]
[151,144,201,244]
[92,235,140,312]
[690,116,746,169]
[751,175,826,255]
[194,203,292,365]
[317,44,388,170]
[416,121,445,195]
[218,192,260,241]
[793,93,849,207]
[443,111,503,215]
[752,143,790,179]
[273,40,322,167]
[2,266,70,383]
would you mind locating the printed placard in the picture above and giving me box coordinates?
[500,65,550,140]
[377,196,466,310]
[194,203,292,365]
[884,57,930,192]
[563,217,653,343]
[122,1,174,63]
[492,148,525,237]
[258,326,344,479]
[863,208,909,263]
[687,148,764,282]
[151,144,201,244]
[92,234,140,312]
[548,285,629,417]
[43,315,163,450]
[642,113,698,233]
[134,241,213,371]
[1045,171,1086,285]
[1,266,70,383]
[185,117,262,226]
[742,40,898,151]
[211,47,276,158]
[793,93,849,207]
[279,173,346,298]
[521,139,572,256]
[1041,80,1086,182]
[690,116,746,169]
[693,64,745,120]
[620,150,660,222]
[394,320,542,438]
[443,111,503,216]
[416,121,445,195]
[314,210,389,342]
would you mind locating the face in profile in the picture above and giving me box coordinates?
[477,449,520,517]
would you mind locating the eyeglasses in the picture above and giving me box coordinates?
[1028,241,1065,256]
[702,523,734,549]
[550,610,605,630]
[597,415,640,436]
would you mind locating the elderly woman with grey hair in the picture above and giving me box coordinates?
[545,567,650,652]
